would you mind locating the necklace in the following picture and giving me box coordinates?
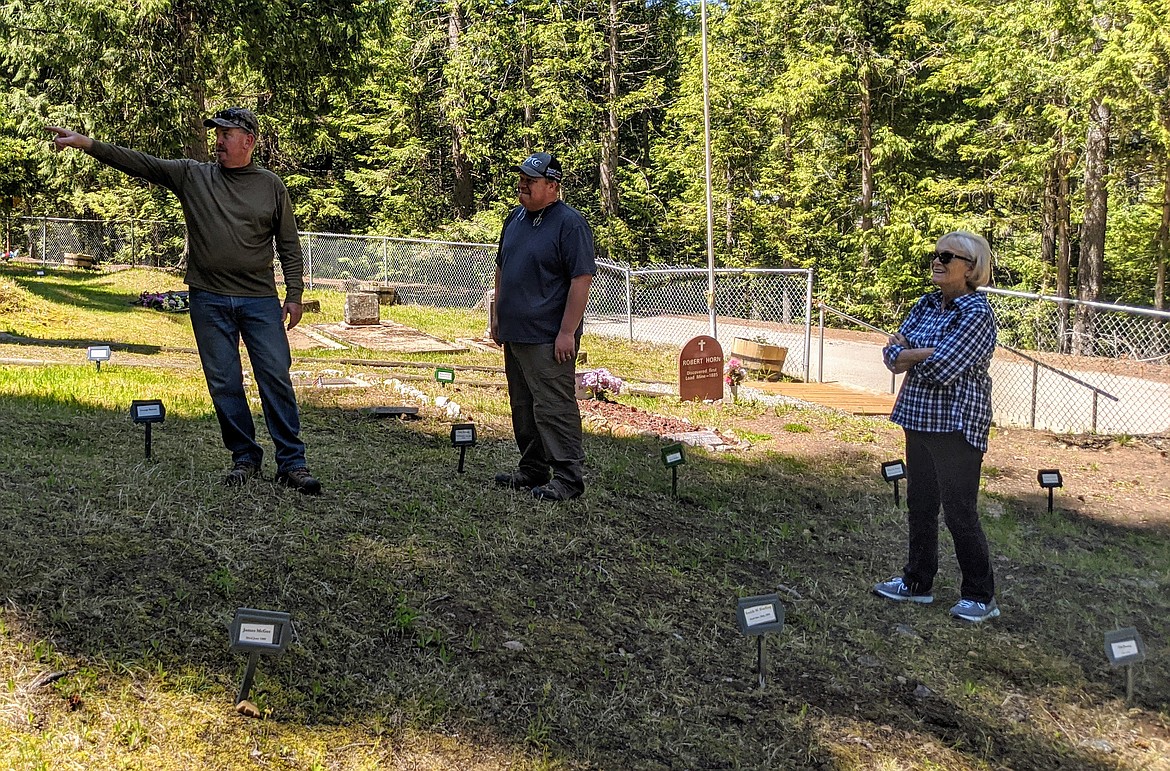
[531,203,555,228]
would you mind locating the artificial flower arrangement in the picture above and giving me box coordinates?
[138,290,190,312]
[724,357,748,387]
[576,368,624,400]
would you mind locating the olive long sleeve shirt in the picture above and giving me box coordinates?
[88,141,304,303]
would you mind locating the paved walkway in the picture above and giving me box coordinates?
[586,312,1170,435]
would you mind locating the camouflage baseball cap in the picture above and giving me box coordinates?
[203,107,259,135]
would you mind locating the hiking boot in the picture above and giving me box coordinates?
[494,470,550,489]
[531,479,583,502]
[872,576,934,604]
[950,598,1000,623]
[276,467,322,496]
[222,462,259,487]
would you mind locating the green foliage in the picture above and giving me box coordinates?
[4,0,1170,321]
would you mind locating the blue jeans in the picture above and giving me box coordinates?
[189,288,306,473]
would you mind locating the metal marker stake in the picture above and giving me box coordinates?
[1047,487,1054,513]
[450,424,476,474]
[144,423,153,460]
[661,444,685,498]
[880,461,906,507]
[1103,626,1145,705]
[237,650,261,704]
[736,594,783,691]
[757,636,767,689]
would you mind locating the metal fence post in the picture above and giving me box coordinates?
[305,233,314,290]
[130,219,136,265]
[818,305,826,383]
[804,270,814,382]
[40,219,47,266]
[626,267,634,342]
[1030,362,1038,429]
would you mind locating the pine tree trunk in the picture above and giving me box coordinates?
[1156,156,1169,312]
[1073,98,1110,356]
[522,34,534,142]
[858,62,874,267]
[449,0,473,220]
[1041,158,1058,283]
[1056,142,1072,353]
[178,3,209,163]
[599,0,620,222]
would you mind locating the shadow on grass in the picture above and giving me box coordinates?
[0,391,1164,769]
[0,333,169,355]
[10,270,150,315]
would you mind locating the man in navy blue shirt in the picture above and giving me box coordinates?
[491,152,596,501]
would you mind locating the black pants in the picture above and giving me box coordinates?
[503,342,586,493]
[902,430,995,603]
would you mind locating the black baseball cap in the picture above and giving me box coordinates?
[512,152,563,182]
[203,107,259,136]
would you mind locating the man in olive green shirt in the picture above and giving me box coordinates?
[47,109,322,494]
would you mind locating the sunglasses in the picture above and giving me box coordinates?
[933,250,975,266]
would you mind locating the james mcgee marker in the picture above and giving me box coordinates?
[678,335,724,401]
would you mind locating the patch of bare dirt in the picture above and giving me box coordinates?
[579,398,738,444]
[724,407,1170,531]
[576,389,1169,529]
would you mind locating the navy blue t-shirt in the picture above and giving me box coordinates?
[495,201,597,344]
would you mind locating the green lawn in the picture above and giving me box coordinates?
[0,265,1167,770]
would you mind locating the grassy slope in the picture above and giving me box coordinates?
[0,265,1167,770]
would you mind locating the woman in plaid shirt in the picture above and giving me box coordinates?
[873,231,1000,623]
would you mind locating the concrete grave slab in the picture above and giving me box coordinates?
[661,429,725,448]
[286,326,347,351]
[290,373,373,388]
[310,320,468,353]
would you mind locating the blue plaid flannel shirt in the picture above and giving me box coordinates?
[883,290,997,451]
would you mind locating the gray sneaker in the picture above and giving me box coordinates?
[872,577,934,604]
[950,598,1000,623]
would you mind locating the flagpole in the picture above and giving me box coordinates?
[700,0,717,339]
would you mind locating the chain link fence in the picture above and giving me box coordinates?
[10,216,814,379]
[299,232,495,308]
[983,288,1170,435]
[9,216,1168,434]
[587,263,813,380]
[11,216,186,267]
[814,290,1170,436]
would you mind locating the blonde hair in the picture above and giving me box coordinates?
[937,231,992,288]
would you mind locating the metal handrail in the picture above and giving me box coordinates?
[982,286,1170,321]
[815,300,1121,431]
[996,343,1118,431]
[815,301,897,393]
